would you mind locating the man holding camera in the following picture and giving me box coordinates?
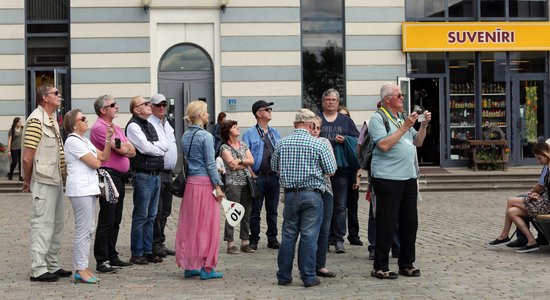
[368,82,431,280]
[91,95,136,273]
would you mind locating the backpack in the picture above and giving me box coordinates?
[358,110,390,173]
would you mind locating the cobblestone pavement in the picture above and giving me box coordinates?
[1,190,550,299]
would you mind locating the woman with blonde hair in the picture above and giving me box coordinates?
[63,109,113,283]
[489,141,550,253]
[175,100,225,280]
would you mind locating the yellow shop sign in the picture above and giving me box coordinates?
[402,22,550,52]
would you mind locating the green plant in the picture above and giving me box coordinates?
[475,146,504,170]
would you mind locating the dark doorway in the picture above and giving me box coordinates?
[411,78,441,166]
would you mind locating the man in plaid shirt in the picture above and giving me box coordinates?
[272,109,337,288]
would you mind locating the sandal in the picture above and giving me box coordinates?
[398,267,421,277]
[370,269,398,279]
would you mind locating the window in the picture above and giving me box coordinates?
[408,53,446,74]
[510,0,547,18]
[159,44,212,72]
[301,0,345,113]
[406,0,445,18]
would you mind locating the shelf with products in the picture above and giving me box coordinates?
[481,95,507,130]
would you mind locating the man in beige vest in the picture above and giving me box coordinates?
[22,83,71,282]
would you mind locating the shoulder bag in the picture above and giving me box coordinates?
[171,129,199,197]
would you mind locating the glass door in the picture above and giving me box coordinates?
[511,74,547,165]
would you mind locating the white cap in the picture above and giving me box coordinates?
[150,93,167,105]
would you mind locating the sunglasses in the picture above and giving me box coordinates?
[388,93,405,98]
[48,91,60,96]
[78,116,87,122]
[136,101,151,107]
[259,107,272,112]
[103,102,117,109]
[153,102,167,108]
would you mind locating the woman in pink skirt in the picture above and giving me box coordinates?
[175,100,225,280]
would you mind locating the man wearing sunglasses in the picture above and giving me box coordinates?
[126,96,168,265]
[148,94,177,258]
[90,95,136,274]
[242,100,281,251]
[22,84,71,282]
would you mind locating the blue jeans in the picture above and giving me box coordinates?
[277,191,323,286]
[329,174,350,243]
[316,191,334,270]
[131,173,160,257]
[250,175,280,244]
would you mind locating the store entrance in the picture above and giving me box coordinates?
[410,78,441,166]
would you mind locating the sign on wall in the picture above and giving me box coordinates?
[402,22,550,52]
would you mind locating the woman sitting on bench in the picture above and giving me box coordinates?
[488,142,550,253]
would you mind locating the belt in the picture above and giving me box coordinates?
[160,169,172,175]
[257,171,277,176]
[284,187,321,194]
[135,170,160,175]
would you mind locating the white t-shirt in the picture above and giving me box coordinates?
[64,133,100,197]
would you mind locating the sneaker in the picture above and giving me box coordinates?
[516,244,539,253]
[96,261,117,273]
[506,239,527,248]
[335,241,346,254]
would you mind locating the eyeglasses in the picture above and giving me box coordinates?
[388,93,405,98]
[103,102,117,109]
[259,107,272,112]
[48,91,60,96]
[153,102,167,108]
[78,116,87,122]
[136,101,151,108]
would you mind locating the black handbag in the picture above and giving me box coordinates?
[246,175,260,199]
[171,129,199,197]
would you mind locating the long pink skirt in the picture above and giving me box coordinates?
[175,176,220,271]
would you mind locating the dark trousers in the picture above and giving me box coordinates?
[153,172,173,248]
[94,168,128,264]
[8,149,21,177]
[329,174,351,243]
[367,198,400,252]
[347,182,360,241]
[372,177,418,271]
[250,174,280,244]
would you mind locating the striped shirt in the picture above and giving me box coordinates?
[271,128,337,191]
[23,116,66,174]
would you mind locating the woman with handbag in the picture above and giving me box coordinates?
[219,120,255,255]
[63,109,113,283]
[175,100,225,280]
[488,141,550,253]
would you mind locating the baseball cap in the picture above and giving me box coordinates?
[252,100,274,115]
[150,93,167,105]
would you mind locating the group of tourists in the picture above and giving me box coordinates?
[23,81,433,287]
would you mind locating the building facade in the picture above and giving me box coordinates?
[0,0,548,168]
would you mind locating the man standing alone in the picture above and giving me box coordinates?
[273,109,337,288]
[368,82,431,279]
[149,94,178,257]
[242,100,281,250]
[23,83,71,282]
[91,95,136,273]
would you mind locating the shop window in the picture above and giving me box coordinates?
[509,52,547,73]
[301,0,345,113]
[480,0,506,18]
[159,44,212,72]
[510,0,547,18]
[480,52,507,135]
[449,0,475,18]
[408,53,446,74]
[406,0,445,18]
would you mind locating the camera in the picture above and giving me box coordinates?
[115,138,121,149]
[413,105,426,122]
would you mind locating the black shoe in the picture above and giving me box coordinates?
[30,272,59,282]
[304,278,321,288]
[267,240,280,249]
[348,237,364,246]
[488,237,510,245]
[506,239,527,248]
[277,279,292,286]
[162,246,176,256]
[368,249,375,260]
[53,268,72,277]
[335,241,346,254]
[110,258,133,267]
[129,256,148,265]
[153,246,167,258]
[249,243,258,250]
[19,176,23,181]
[146,254,163,263]
[7,173,13,180]
[516,243,539,253]
[96,261,118,273]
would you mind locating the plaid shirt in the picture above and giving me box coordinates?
[271,128,337,191]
